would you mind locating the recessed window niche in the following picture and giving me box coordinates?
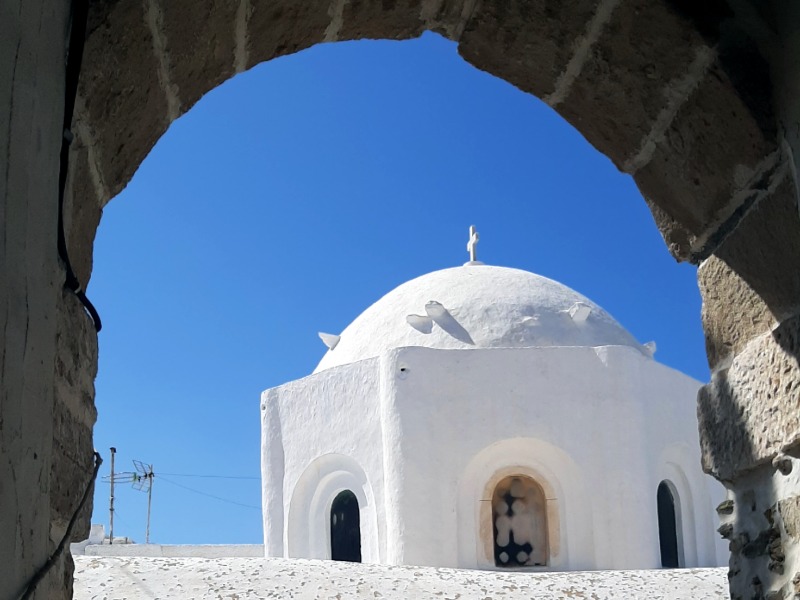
[492,475,548,567]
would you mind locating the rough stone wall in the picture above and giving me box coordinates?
[693,3,800,598]
[4,0,800,598]
[1,2,75,599]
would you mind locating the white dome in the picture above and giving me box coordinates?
[314,265,643,373]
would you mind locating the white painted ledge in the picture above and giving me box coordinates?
[73,556,729,599]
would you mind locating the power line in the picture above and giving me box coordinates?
[157,473,259,480]
[158,476,261,510]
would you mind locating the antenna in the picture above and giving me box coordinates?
[133,460,155,544]
[102,458,155,543]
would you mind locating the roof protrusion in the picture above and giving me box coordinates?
[424,301,447,319]
[318,332,341,350]
[568,302,591,324]
[643,341,657,357]
[406,314,433,334]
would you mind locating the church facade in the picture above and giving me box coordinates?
[260,255,726,571]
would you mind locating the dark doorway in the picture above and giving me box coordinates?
[330,490,361,562]
[657,481,680,568]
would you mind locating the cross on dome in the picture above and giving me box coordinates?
[465,225,484,266]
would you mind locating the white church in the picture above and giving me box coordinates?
[259,227,727,572]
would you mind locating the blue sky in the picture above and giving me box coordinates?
[88,32,706,545]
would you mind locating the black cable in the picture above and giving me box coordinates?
[16,452,103,600]
[57,0,102,332]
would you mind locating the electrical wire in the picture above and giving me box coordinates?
[16,452,103,600]
[157,473,259,480]
[57,0,102,332]
[158,476,260,510]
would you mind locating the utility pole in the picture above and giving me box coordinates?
[103,457,154,543]
[145,464,154,544]
[109,447,116,545]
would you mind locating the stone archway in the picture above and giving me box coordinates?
[4,1,800,598]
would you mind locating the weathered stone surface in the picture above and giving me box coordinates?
[54,291,99,433]
[246,2,329,69]
[64,143,103,288]
[1,2,68,598]
[160,0,238,113]
[51,291,99,544]
[50,404,95,541]
[714,177,800,323]
[634,61,777,259]
[458,0,599,100]
[698,256,776,369]
[558,0,710,169]
[698,314,800,481]
[338,0,425,41]
[778,496,800,540]
[423,0,477,40]
[723,462,800,600]
[80,0,170,203]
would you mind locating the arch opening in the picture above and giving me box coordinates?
[491,475,548,568]
[330,490,361,563]
[657,480,682,568]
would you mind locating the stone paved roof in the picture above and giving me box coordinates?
[74,556,728,599]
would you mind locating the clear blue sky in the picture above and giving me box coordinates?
[88,32,706,545]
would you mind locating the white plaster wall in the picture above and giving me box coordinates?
[639,360,728,567]
[381,345,718,570]
[315,266,644,373]
[261,357,385,563]
[263,344,723,572]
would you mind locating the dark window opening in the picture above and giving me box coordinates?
[492,476,548,567]
[657,481,680,568]
[330,490,361,562]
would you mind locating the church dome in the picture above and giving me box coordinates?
[314,265,644,373]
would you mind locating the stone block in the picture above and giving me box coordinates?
[64,144,103,287]
[160,0,238,112]
[338,0,426,41]
[54,291,98,427]
[50,398,95,542]
[698,256,776,369]
[558,0,711,169]
[698,314,800,481]
[714,177,800,322]
[458,0,600,100]
[80,0,170,202]
[778,496,800,540]
[247,1,329,68]
[51,292,99,543]
[634,59,777,259]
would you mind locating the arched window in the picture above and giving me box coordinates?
[330,490,361,562]
[657,480,681,568]
[492,475,548,567]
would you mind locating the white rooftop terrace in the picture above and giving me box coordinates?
[73,555,729,599]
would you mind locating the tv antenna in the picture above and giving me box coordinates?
[102,456,155,543]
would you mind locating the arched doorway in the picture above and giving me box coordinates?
[330,490,361,562]
[657,481,681,568]
[491,475,548,567]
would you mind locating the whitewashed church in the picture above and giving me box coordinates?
[260,228,727,572]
